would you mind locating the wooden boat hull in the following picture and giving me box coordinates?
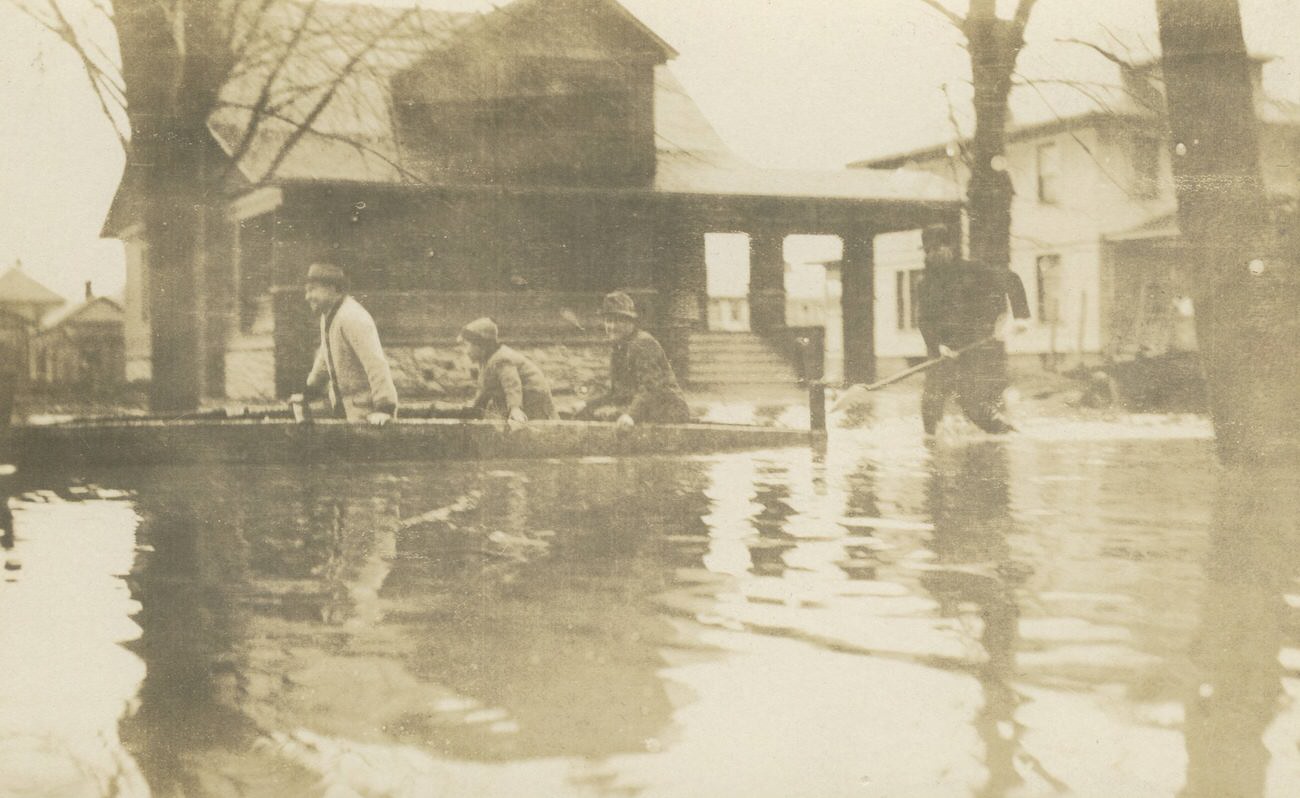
[0,418,813,468]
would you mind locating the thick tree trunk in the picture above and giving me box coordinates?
[1156,0,1299,463]
[963,8,1023,270]
[116,1,231,411]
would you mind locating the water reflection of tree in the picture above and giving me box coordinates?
[922,442,1026,797]
[393,458,712,761]
[1182,467,1300,798]
[120,464,407,793]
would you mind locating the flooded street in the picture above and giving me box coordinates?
[2,410,1299,797]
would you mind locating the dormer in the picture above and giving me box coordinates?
[392,0,676,187]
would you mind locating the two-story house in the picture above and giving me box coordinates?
[852,56,1300,373]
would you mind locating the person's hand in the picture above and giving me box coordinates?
[507,407,528,432]
[938,345,957,359]
[366,411,392,427]
[616,413,635,428]
[1011,319,1031,336]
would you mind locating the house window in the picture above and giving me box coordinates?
[1036,254,1062,324]
[1036,142,1061,204]
[1132,135,1161,199]
[895,269,924,330]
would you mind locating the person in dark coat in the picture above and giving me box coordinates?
[458,317,557,430]
[577,291,690,426]
[916,223,1031,435]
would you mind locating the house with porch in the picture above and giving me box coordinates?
[30,283,125,390]
[105,0,957,402]
[852,56,1300,373]
[0,262,65,386]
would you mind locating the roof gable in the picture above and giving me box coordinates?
[40,296,124,331]
[446,0,676,63]
[0,267,65,307]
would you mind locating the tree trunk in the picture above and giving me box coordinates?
[963,3,1025,270]
[116,1,232,411]
[1156,0,1300,463]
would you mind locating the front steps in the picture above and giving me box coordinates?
[688,331,799,387]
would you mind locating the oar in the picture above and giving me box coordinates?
[830,336,997,413]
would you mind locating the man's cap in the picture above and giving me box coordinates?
[601,291,638,319]
[921,223,957,249]
[305,262,348,289]
[458,317,499,346]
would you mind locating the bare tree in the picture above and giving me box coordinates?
[915,0,1039,271]
[7,0,461,410]
[1155,0,1298,465]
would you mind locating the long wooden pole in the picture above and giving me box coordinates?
[830,336,996,412]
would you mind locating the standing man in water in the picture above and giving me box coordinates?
[300,262,398,425]
[577,291,690,426]
[916,223,1030,436]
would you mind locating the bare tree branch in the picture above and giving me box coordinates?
[223,0,322,172]
[914,0,963,30]
[9,0,130,148]
[1013,0,1040,31]
[1057,37,1138,69]
[258,6,416,182]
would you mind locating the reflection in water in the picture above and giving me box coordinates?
[922,442,1029,798]
[1183,468,1300,798]
[5,417,1300,796]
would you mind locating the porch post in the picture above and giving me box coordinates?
[748,230,786,333]
[841,223,876,384]
[654,216,706,383]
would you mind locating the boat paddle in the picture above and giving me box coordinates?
[830,335,997,414]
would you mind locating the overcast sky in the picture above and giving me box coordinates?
[1,0,1297,301]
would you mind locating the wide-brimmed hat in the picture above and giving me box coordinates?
[305,262,348,289]
[459,317,498,346]
[601,291,638,319]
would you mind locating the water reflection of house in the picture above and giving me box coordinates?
[30,283,125,389]
[0,262,65,384]
[852,56,1300,372]
[103,0,958,400]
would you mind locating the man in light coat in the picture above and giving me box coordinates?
[300,262,398,425]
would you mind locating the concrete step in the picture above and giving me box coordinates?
[690,367,796,382]
[691,356,790,369]
[688,331,798,386]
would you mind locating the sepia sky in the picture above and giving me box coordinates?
[0,0,1297,301]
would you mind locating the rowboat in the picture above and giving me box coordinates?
[0,413,815,468]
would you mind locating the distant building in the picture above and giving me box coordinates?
[0,262,65,385]
[851,56,1300,371]
[31,283,125,390]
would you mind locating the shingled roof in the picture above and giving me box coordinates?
[202,0,955,204]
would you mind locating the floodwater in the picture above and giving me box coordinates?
[1,408,1298,797]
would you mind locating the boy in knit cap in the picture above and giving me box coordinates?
[577,291,690,427]
[459,317,557,430]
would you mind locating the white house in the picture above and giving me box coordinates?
[852,56,1300,373]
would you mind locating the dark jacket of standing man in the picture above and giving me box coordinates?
[916,224,1029,435]
[303,263,398,424]
[580,291,690,426]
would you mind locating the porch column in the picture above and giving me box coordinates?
[841,224,876,384]
[654,217,706,383]
[748,230,786,333]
